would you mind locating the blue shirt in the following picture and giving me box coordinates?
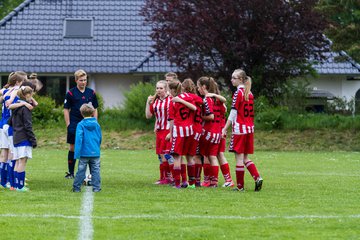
[64,87,98,131]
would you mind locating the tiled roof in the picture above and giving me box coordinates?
[0,0,175,74]
[0,0,358,75]
[312,51,360,75]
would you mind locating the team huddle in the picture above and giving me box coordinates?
[146,70,263,191]
[0,71,40,192]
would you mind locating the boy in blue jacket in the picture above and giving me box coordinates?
[72,102,102,192]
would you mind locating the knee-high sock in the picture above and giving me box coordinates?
[7,160,16,188]
[236,165,245,189]
[220,163,232,182]
[0,162,8,187]
[68,151,76,174]
[245,161,260,181]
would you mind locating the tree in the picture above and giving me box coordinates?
[317,0,360,62]
[0,0,23,20]
[141,0,330,98]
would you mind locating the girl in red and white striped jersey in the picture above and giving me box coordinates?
[222,69,263,192]
[145,80,173,184]
[197,77,224,187]
[207,88,234,188]
[166,80,197,189]
[181,78,203,187]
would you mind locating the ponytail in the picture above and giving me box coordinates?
[168,79,182,96]
[244,76,252,101]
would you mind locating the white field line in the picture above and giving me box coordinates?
[282,172,359,177]
[1,213,360,220]
[78,187,94,240]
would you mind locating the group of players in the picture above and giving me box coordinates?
[146,70,263,191]
[0,71,40,192]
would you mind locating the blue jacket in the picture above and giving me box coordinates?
[74,117,102,159]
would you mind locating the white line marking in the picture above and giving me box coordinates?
[1,213,360,220]
[282,172,359,177]
[78,187,94,240]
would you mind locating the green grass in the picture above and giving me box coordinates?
[0,149,359,239]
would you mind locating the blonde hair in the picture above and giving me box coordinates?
[74,69,87,80]
[168,79,182,96]
[8,71,27,87]
[17,86,33,100]
[233,69,252,101]
[80,102,95,117]
[165,72,178,81]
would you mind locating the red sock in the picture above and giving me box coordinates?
[159,163,165,180]
[168,163,174,181]
[181,164,187,183]
[195,164,202,184]
[174,167,181,187]
[163,162,170,180]
[210,165,219,186]
[236,165,245,189]
[245,161,260,181]
[203,163,211,182]
[187,164,195,185]
[220,163,232,182]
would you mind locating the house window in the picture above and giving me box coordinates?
[64,18,93,38]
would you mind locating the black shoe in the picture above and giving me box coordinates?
[65,172,74,179]
[255,177,263,192]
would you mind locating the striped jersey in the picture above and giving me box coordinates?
[168,93,194,137]
[231,86,254,134]
[150,95,171,130]
[201,97,222,144]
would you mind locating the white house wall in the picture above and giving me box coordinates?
[309,74,360,101]
[93,74,142,108]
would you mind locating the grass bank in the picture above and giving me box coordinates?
[34,125,360,152]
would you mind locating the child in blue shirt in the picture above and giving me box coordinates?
[72,103,102,192]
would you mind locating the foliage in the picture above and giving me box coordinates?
[255,108,285,130]
[0,0,23,20]
[317,0,360,62]
[274,79,311,113]
[324,96,355,115]
[99,108,154,131]
[122,81,155,121]
[32,95,62,124]
[96,92,105,118]
[142,0,330,98]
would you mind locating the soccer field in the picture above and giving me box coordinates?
[0,149,359,239]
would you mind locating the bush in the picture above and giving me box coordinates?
[123,82,155,120]
[32,95,62,124]
[255,108,284,130]
[325,97,355,115]
[96,92,105,118]
[99,108,154,131]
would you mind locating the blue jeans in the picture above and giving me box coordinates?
[73,157,101,192]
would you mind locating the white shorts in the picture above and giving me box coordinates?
[0,125,10,149]
[13,146,32,159]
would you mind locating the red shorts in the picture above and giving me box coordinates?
[156,129,171,155]
[187,132,201,156]
[229,133,254,154]
[199,135,220,157]
[219,136,226,153]
[170,135,192,156]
